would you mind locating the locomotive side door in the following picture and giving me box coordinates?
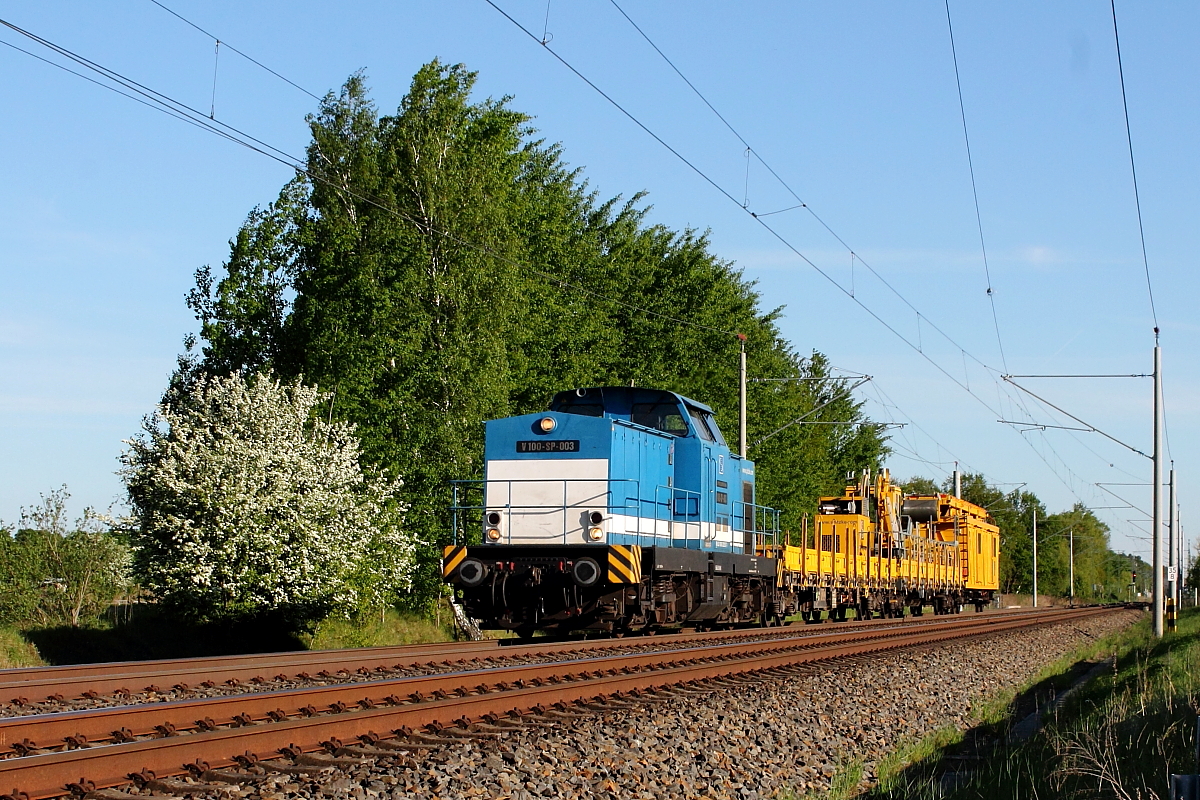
[741,480,755,554]
[701,443,716,548]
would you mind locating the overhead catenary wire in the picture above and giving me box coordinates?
[0,37,257,148]
[943,0,1007,372]
[606,0,1005,384]
[866,381,982,477]
[493,1,1145,531]
[1107,0,1176,559]
[940,0,1080,492]
[592,0,1110,507]
[147,0,322,101]
[87,4,1123,525]
[0,18,309,167]
[0,15,740,342]
[7,7,882,454]
[1109,0,1159,335]
[477,3,1005,417]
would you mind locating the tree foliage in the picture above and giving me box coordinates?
[180,62,889,608]
[0,487,130,627]
[121,371,411,626]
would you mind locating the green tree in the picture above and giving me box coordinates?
[1036,505,1113,600]
[0,487,130,627]
[120,372,411,627]
[899,476,941,495]
[181,63,890,609]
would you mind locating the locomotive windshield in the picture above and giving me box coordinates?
[631,401,689,436]
[549,387,724,440]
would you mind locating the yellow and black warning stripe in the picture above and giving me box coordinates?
[607,544,643,584]
[442,545,467,579]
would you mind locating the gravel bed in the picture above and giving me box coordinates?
[95,609,1138,800]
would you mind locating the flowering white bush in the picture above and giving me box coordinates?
[120,372,413,625]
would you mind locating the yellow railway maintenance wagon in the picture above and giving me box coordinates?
[769,470,999,620]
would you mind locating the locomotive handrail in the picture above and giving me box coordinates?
[449,478,707,547]
[448,477,779,553]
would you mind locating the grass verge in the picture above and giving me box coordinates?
[860,607,1194,799]
[0,625,45,669]
[304,607,455,649]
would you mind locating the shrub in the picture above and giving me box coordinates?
[0,487,131,627]
[120,372,415,628]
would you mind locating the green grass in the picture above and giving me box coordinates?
[869,726,966,795]
[0,625,45,669]
[304,607,456,650]
[857,607,1194,800]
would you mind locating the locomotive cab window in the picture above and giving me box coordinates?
[632,401,689,436]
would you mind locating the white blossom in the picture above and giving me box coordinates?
[120,372,413,623]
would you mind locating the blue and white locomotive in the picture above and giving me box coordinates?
[442,387,781,635]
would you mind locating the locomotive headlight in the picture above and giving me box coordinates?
[588,526,604,541]
[486,527,502,541]
[538,416,556,433]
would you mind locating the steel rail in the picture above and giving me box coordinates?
[0,606,1065,705]
[0,610,1069,750]
[0,641,499,701]
[0,611,937,688]
[0,606,1120,800]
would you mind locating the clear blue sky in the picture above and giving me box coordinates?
[1,2,1195,564]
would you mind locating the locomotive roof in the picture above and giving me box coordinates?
[550,387,715,414]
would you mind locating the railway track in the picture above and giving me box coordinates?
[0,606,1065,711]
[0,605,1119,800]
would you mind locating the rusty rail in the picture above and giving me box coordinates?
[0,606,1059,706]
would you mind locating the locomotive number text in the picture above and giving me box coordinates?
[516,439,581,453]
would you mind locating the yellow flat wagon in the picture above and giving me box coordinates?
[769,470,999,620]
